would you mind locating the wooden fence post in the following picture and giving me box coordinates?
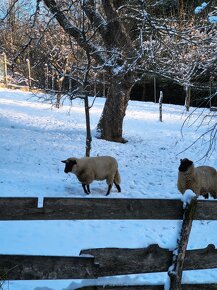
[51,68,55,91]
[185,85,191,112]
[154,77,157,103]
[159,91,163,122]
[3,52,8,87]
[84,94,92,157]
[69,73,72,93]
[209,76,214,110]
[26,59,31,89]
[168,196,197,290]
[44,64,49,90]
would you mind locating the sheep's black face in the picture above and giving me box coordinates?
[179,158,193,172]
[61,160,77,173]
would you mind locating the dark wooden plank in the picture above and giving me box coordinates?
[0,255,96,280]
[1,244,217,280]
[75,286,164,290]
[80,244,172,276]
[184,244,217,270]
[0,246,172,281]
[80,244,217,277]
[182,285,217,290]
[169,197,197,290]
[0,197,184,220]
[0,197,41,220]
[74,285,217,290]
[0,197,38,209]
[195,200,217,220]
[42,198,184,220]
[0,197,217,220]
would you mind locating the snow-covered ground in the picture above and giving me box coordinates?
[0,88,217,290]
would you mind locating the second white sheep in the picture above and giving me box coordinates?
[177,158,217,199]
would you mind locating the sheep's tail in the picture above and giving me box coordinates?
[114,169,121,184]
[113,169,121,193]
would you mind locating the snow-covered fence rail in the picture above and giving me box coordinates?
[1,197,217,220]
[1,197,217,290]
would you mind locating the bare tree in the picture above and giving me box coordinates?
[1,0,217,146]
[40,0,136,142]
[41,0,217,143]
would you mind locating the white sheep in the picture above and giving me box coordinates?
[177,158,217,199]
[61,156,121,195]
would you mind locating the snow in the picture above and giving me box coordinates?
[209,16,217,23]
[180,190,196,207]
[194,2,208,14]
[0,88,217,290]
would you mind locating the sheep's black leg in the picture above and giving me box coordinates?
[114,181,121,192]
[211,192,217,199]
[82,184,90,195]
[204,193,209,199]
[87,185,91,194]
[106,184,112,196]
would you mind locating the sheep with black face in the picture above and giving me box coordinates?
[177,158,217,199]
[61,156,121,196]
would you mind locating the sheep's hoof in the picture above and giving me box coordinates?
[82,184,91,194]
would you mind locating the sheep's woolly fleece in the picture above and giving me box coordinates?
[62,156,121,195]
[0,88,217,290]
[177,158,217,198]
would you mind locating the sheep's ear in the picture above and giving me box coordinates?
[180,159,182,163]
[61,160,67,163]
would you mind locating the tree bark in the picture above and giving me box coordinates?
[97,77,132,143]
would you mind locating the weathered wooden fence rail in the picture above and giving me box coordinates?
[77,287,164,290]
[1,197,217,290]
[75,286,217,290]
[1,244,217,280]
[1,197,217,220]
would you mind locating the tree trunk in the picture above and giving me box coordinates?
[97,78,132,143]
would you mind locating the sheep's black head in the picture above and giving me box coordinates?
[61,159,77,173]
[178,158,193,172]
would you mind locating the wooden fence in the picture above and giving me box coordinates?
[0,197,217,290]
